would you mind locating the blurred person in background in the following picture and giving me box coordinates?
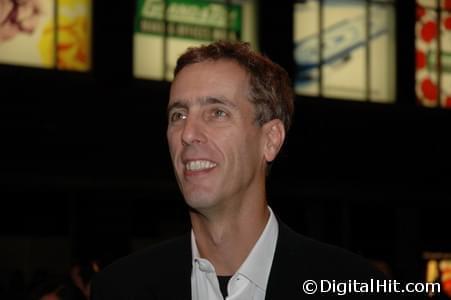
[27,275,84,300]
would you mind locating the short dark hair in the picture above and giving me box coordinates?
[174,41,294,132]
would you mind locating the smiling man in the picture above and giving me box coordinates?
[167,51,286,300]
[91,41,397,300]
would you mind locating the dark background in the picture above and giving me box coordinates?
[0,0,449,289]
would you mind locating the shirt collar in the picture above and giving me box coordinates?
[191,207,279,291]
[236,207,278,290]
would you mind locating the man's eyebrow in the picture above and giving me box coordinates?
[167,101,188,115]
[201,96,238,109]
[167,96,238,114]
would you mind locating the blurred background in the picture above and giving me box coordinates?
[0,0,450,299]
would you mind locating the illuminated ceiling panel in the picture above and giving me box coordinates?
[294,0,396,103]
[416,0,451,108]
[0,0,92,71]
[133,0,258,81]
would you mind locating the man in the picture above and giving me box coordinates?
[91,41,394,299]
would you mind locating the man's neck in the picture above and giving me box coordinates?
[190,201,270,276]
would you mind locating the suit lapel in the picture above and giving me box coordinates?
[265,221,306,300]
[155,233,192,300]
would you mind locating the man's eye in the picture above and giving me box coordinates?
[213,109,227,118]
[170,112,186,122]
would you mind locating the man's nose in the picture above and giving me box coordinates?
[181,116,207,145]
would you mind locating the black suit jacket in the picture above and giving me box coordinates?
[91,222,402,299]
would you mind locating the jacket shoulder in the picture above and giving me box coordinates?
[103,234,189,275]
[266,223,397,299]
[276,222,385,279]
[91,234,191,300]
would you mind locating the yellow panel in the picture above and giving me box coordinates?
[55,0,92,71]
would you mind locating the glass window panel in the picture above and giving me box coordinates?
[0,0,92,71]
[418,0,438,8]
[416,0,451,108]
[424,253,451,299]
[56,0,92,71]
[441,0,451,9]
[415,7,439,107]
[294,0,396,102]
[372,0,394,3]
[370,2,396,102]
[440,9,451,107]
[0,0,56,68]
[322,0,367,100]
[293,0,320,96]
[133,0,257,81]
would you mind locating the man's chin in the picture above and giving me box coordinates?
[183,194,218,213]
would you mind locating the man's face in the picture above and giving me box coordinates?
[167,60,269,213]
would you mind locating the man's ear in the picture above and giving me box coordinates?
[262,119,286,163]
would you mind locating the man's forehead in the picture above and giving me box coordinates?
[171,59,249,85]
[169,61,249,93]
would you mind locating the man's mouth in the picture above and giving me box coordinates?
[185,160,217,172]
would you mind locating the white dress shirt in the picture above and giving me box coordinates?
[191,207,279,300]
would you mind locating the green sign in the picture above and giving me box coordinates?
[135,0,242,41]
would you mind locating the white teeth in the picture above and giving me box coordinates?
[186,160,217,171]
